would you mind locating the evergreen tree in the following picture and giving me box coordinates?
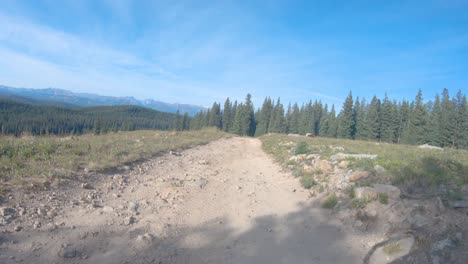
[222,98,232,132]
[318,104,329,136]
[208,102,222,129]
[364,96,381,141]
[327,105,338,138]
[337,92,355,139]
[380,94,397,142]
[402,89,429,145]
[255,97,273,136]
[354,98,366,140]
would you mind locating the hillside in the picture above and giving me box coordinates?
[0,98,177,135]
[0,85,204,116]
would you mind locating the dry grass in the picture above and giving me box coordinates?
[0,128,227,186]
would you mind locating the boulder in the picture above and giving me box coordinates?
[315,160,333,174]
[418,144,442,150]
[369,236,415,264]
[289,154,307,162]
[58,245,78,258]
[303,165,314,173]
[372,184,401,200]
[330,153,377,161]
[338,160,349,169]
[354,187,379,200]
[349,171,371,182]
[405,213,430,228]
[374,165,386,174]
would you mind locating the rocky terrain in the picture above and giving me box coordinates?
[0,137,466,263]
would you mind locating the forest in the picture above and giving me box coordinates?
[189,89,467,149]
[0,99,179,135]
[1,88,467,149]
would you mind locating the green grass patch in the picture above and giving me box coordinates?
[351,197,369,209]
[322,193,338,209]
[300,174,316,189]
[294,141,310,155]
[260,134,468,193]
[378,193,389,204]
[383,242,402,255]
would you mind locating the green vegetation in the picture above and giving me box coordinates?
[300,173,316,189]
[0,98,179,136]
[260,133,468,190]
[351,198,369,209]
[0,128,226,188]
[322,193,338,209]
[378,193,389,204]
[294,141,309,155]
[194,88,467,149]
[383,242,402,255]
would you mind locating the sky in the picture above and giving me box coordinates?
[0,0,467,108]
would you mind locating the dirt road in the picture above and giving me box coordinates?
[1,137,371,263]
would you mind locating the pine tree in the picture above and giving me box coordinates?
[231,103,243,135]
[255,97,273,136]
[337,92,355,139]
[222,98,232,132]
[439,88,457,147]
[402,89,428,145]
[270,98,286,133]
[327,105,338,138]
[380,94,397,143]
[454,90,468,148]
[208,102,221,129]
[427,94,442,146]
[364,96,381,141]
[354,98,366,140]
[318,104,329,136]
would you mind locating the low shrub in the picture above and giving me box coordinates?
[300,174,316,189]
[294,141,309,155]
[378,193,389,204]
[322,193,338,209]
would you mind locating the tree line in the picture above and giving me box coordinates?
[2,88,467,149]
[0,99,176,136]
[188,88,467,149]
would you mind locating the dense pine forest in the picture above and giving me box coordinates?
[1,88,467,149]
[0,98,177,135]
[189,89,467,149]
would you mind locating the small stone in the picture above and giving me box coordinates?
[134,233,155,249]
[0,207,16,216]
[338,161,349,169]
[374,165,386,174]
[128,202,139,213]
[14,225,22,232]
[33,221,41,229]
[58,245,77,258]
[81,183,93,189]
[102,206,114,213]
[124,216,136,225]
[349,171,371,182]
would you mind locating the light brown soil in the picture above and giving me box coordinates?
[0,137,383,263]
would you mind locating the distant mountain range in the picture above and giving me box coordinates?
[0,85,205,115]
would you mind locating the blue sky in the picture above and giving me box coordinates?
[0,0,467,107]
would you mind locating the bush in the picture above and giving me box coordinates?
[322,193,338,209]
[294,141,309,155]
[300,174,316,189]
[351,198,368,209]
[378,193,389,204]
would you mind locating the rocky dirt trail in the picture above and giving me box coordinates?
[1,137,397,263]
